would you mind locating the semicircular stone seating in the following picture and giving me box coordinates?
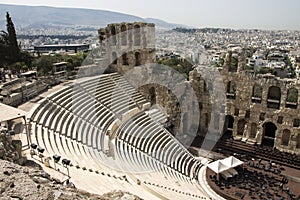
[27,73,204,185]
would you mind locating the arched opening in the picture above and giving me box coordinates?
[281,129,291,146]
[134,25,141,46]
[286,87,298,109]
[121,25,127,46]
[237,119,246,136]
[250,123,257,138]
[226,81,236,99]
[262,122,277,147]
[112,52,117,65]
[252,84,262,103]
[297,134,300,149]
[111,26,117,45]
[223,115,234,138]
[135,52,141,66]
[267,86,281,109]
[122,53,129,65]
[149,87,156,105]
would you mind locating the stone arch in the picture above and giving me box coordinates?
[226,81,236,99]
[112,52,117,65]
[286,87,298,109]
[122,53,129,65]
[250,123,257,138]
[134,24,141,46]
[121,24,127,46]
[111,26,117,45]
[262,122,277,147]
[252,83,262,103]
[281,129,291,146]
[135,52,141,66]
[237,119,246,136]
[267,86,281,109]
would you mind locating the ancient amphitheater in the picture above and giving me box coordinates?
[18,23,220,200]
[6,22,299,199]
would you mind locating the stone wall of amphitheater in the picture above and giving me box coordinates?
[98,22,156,74]
[99,23,300,154]
[190,51,300,155]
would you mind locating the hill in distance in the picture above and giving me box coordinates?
[0,4,189,29]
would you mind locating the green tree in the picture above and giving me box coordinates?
[6,12,19,53]
[0,12,23,67]
[33,56,55,75]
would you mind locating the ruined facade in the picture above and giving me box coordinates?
[190,51,300,155]
[98,23,300,155]
[98,22,156,74]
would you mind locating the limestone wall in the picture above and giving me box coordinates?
[190,51,300,155]
[98,22,156,74]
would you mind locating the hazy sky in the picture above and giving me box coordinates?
[1,0,300,30]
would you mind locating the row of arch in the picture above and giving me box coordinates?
[224,115,300,149]
[110,24,141,46]
[226,81,299,109]
[111,51,141,66]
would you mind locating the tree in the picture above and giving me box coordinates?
[0,12,21,66]
[6,12,19,53]
[33,56,54,75]
[0,12,33,70]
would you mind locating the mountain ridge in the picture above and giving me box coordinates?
[0,4,188,29]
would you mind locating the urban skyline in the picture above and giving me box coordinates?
[1,0,300,30]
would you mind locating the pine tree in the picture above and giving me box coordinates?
[0,12,20,66]
[6,12,20,64]
[6,12,19,50]
[0,12,31,69]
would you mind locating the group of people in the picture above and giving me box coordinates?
[0,68,13,82]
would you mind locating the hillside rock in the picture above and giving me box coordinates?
[0,127,142,200]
